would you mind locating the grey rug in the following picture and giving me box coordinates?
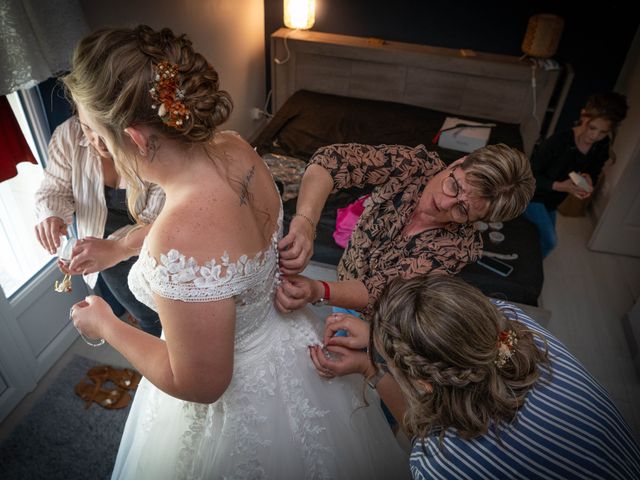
[0,355,134,480]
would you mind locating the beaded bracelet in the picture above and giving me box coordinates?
[292,213,317,239]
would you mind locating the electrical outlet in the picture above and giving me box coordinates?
[250,107,264,120]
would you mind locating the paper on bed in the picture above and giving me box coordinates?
[437,117,495,153]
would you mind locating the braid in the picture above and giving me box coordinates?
[131,25,232,142]
[372,275,550,441]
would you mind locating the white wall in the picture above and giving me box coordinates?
[79,0,266,139]
[587,25,640,257]
[592,26,640,220]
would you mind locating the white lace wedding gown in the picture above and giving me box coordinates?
[112,208,409,479]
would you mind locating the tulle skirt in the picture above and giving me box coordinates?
[111,306,410,480]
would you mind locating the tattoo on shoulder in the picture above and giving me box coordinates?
[238,166,255,206]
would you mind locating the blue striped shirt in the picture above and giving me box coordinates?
[410,301,640,480]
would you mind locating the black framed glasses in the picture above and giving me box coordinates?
[441,167,470,224]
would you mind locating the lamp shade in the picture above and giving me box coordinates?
[283,0,315,30]
[522,14,564,58]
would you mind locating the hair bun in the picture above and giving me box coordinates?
[174,51,233,141]
[212,90,233,126]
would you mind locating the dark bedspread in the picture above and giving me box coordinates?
[254,90,523,164]
[253,90,543,305]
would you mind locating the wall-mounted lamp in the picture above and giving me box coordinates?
[283,0,315,30]
[522,14,564,58]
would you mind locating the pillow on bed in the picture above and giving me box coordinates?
[253,90,523,165]
[262,153,306,201]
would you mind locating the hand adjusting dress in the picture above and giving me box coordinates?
[112,207,409,479]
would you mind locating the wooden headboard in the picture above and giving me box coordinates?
[270,28,560,157]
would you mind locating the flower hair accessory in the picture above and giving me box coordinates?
[495,329,518,368]
[149,60,190,128]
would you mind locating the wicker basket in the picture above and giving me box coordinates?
[522,14,564,58]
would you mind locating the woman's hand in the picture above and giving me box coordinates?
[34,216,67,254]
[323,312,370,349]
[68,237,127,274]
[57,259,72,275]
[275,274,322,313]
[70,295,116,341]
[308,344,373,379]
[552,178,591,200]
[277,215,315,275]
[578,173,594,199]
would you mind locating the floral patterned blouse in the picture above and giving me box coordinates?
[310,143,482,317]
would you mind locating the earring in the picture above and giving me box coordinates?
[139,149,146,156]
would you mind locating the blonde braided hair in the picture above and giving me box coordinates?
[371,274,548,441]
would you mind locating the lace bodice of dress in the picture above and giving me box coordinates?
[128,208,283,349]
[119,205,412,480]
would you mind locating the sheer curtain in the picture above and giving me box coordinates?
[0,0,89,96]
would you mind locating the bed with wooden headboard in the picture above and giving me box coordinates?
[253,28,560,306]
[268,28,559,157]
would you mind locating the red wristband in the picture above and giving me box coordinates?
[320,280,330,301]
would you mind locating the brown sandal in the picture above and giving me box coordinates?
[87,365,141,390]
[74,377,132,410]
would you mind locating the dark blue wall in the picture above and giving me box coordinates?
[38,77,73,134]
[264,0,638,134]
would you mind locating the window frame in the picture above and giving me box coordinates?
[0,86,54,300]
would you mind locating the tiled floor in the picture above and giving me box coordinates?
[2,213,639,445]
[540,214,640,441]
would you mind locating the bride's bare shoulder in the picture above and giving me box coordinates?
[145,132,278,262]
[145,201,231,262]
[213,130,250,151]
[146,191,271,265]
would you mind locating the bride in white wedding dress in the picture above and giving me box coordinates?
[67,25,409,479]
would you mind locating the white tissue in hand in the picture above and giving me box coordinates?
[569,171,592,192]
[57,236,77,262]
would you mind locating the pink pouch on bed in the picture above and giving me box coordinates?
[333,195,370,248]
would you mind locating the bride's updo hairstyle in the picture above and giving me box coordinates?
[63,25,233,217]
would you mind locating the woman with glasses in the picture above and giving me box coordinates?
[275,142,534,319]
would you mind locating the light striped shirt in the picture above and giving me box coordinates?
[410,301,640,480]
[34,117,165,288]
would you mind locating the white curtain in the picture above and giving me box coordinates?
[0,0,89,96]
